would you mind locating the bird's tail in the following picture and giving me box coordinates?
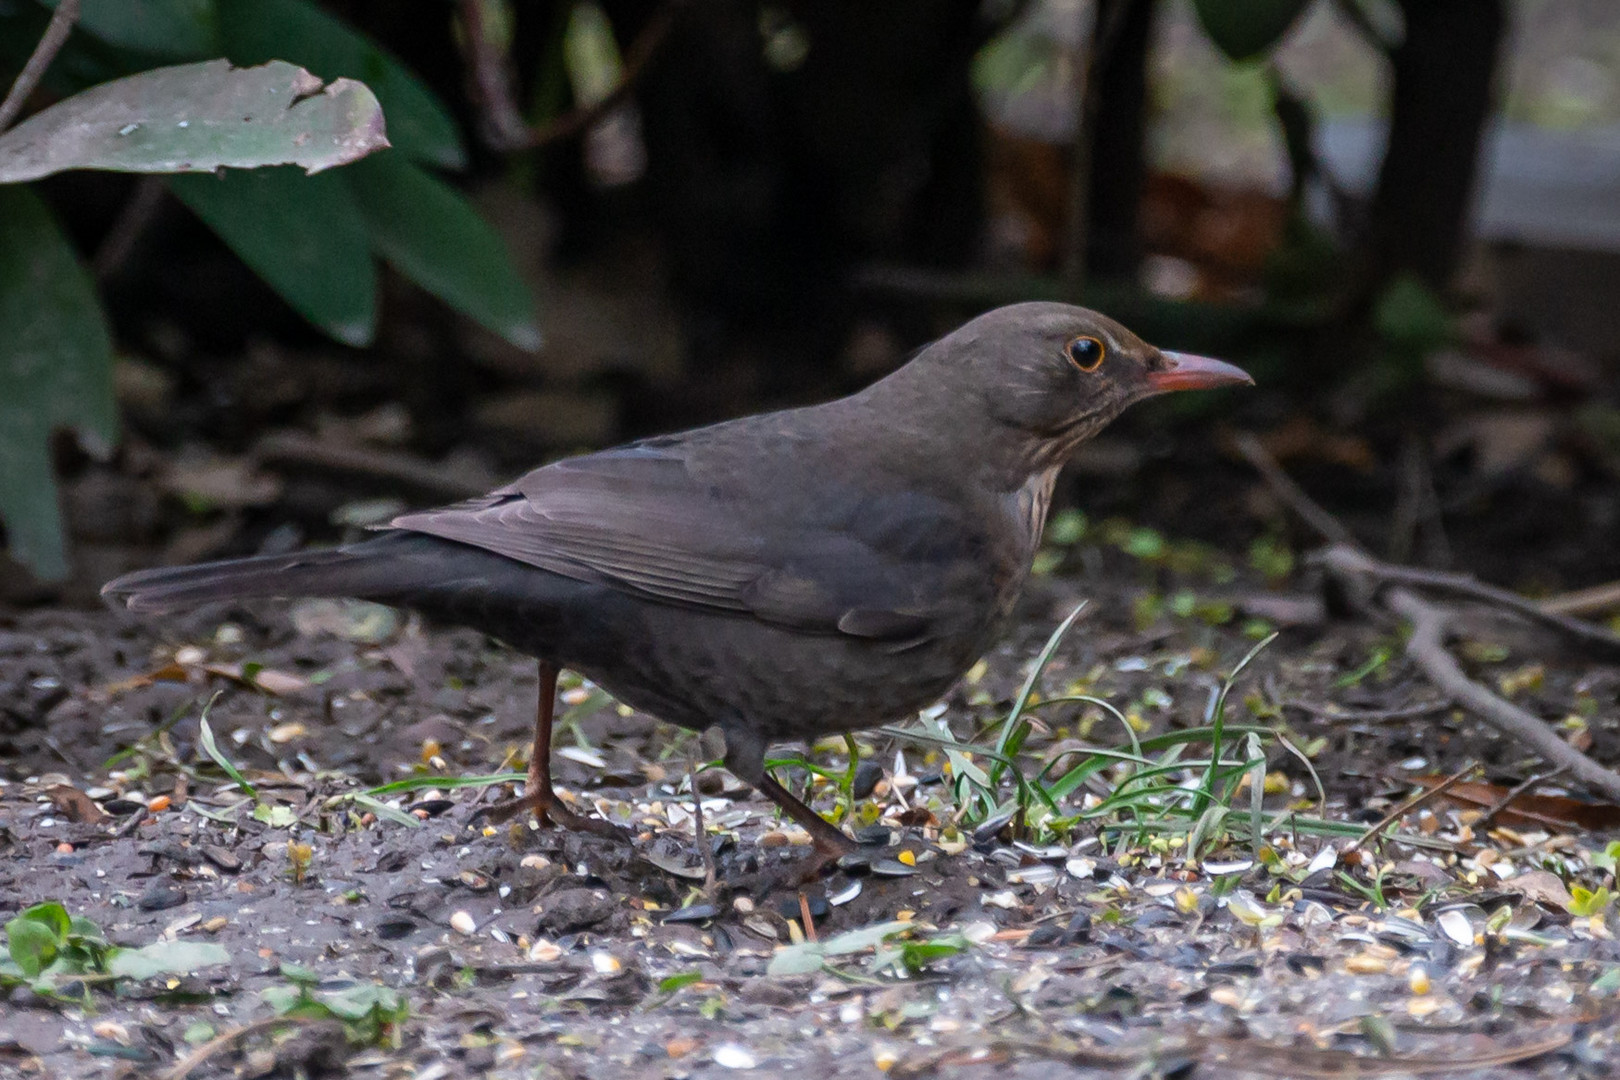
[102,533,428,614]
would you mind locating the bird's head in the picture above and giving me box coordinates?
[898,301,1252,470]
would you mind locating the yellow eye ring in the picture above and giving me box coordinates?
[1066,335,1105,372]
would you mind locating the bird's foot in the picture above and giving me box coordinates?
[470,790,625,840]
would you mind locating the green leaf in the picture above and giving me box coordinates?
[657,971,704,993]
[765,943,825,977]
[1191,0,1312,63]
[6,917,62,978]
[251,802,299,828]
[218,0,464,169]
[1570,884,1613,918]
[344,792,422,828]
[362,772,526,797]
[197,707,255,798]
[12,902,72,942]
[346,152,540,350]
[1373,272,1453,355]
[0,188,117,580]
[0,60,388,183]
[167,166,376,345]
[106,940,229,980]
[317,983,406,1022]
[821,920,911,956]
[39,0,221,60]
[280,961,320,984]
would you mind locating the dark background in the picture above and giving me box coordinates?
[8,0,1620,605]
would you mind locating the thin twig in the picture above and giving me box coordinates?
[1478,766,1569,831]
[1233,432,1362,550]
[1539,579,1620,618]
[461,1,681,152]
[457,0,534,149]
[92,176,166,281]
[1327,545,1620,661]
[0,0,79,134]
[161,1015,321,1080]
[1345,759,1477,854]
[251,430,490,501]
[688,759,716,891]
[797,891,818,943]
[1281,697,1452,724]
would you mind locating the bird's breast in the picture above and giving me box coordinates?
[987,465,1061,621]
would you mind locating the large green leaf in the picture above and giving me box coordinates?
[0,188,117,581]
[1192,0,1313,63]
[0,60,387,183]
[38,0,221,60]
[347,152,540,351]
[106,940,230,980]
[168,167,377,345]
[218,0,464,169]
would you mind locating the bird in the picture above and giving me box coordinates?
[102,302,1251,858]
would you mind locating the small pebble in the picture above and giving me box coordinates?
[712,1043,756,1069]
[450,911,477,936]
[527,939,562,962]
[137,882,187,911]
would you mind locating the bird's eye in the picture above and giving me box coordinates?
[1066,336,1105,372]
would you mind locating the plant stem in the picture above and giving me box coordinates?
[0,0,80,135]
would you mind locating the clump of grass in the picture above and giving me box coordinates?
[861,613,1349,860]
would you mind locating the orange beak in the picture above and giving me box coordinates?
[1148,351,1254,393]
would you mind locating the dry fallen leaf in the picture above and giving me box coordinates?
[1503,869,1574,912]
[46,785,109,824]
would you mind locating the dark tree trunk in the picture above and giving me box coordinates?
[1362,0,1507,292]
[1083,0,1155,280]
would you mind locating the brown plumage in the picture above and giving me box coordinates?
[103,302,1251,856]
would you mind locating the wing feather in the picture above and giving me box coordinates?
[389,440,974,641]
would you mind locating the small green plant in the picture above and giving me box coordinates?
[0,901,228,1004]
[262,963,410,1048]
[1569,885,1613,919]
[766,921,970,980]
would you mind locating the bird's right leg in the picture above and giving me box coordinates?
[721,723,856,858]
[475,659,621,839]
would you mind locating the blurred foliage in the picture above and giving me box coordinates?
[1191,0,1314,64]
[0,0,539,580]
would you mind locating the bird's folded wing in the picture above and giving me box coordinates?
[387,444,957,641]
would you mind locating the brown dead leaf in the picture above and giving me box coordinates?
[96,661,193,699]
[1504,869,1574,911]
[1407,775,1620,831]
[46,785,109,824]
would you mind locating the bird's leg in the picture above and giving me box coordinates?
[474,660,621,839]
[722,724,856,859]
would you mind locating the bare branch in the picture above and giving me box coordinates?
[1386,586,1620,801]
[459,0,681,153]
[0,0,80,135]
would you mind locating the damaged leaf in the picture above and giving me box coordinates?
[0,60,388,183]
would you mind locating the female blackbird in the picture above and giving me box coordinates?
[103,302,1250,855]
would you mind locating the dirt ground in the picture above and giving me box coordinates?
[1,554,1617,1080]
